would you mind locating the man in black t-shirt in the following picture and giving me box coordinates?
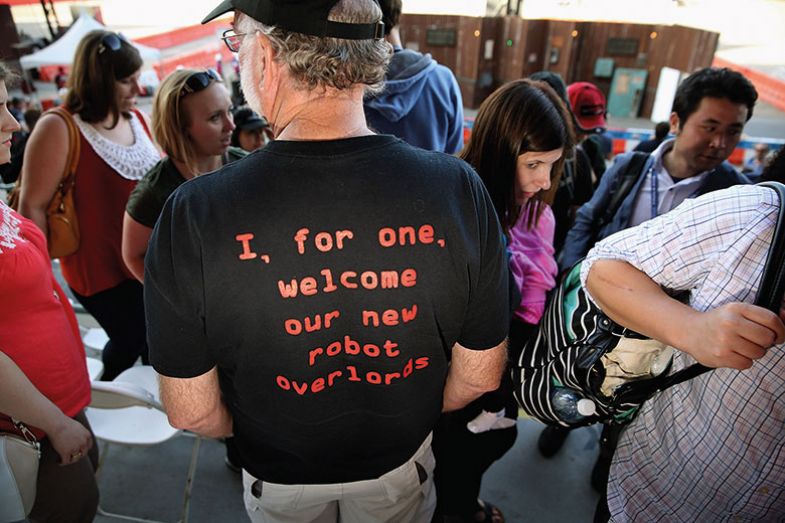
[144,1,509,522]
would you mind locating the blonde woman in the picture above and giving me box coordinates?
[122,68,244,282]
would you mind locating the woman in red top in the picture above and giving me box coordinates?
[19,31,160,380]
[1,61,98,522]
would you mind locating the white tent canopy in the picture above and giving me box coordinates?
[19,14,161,70]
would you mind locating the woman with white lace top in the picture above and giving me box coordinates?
[19,30,160,381]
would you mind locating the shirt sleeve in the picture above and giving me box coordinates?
[126,169,163,229]
[456,169,510,350]
[145,183,214,378]
[445,72,465,155]
[507,206,557,324]
[580,185,776,304]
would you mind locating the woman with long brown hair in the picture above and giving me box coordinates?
[434,78,575,523]
[18,30,160,381]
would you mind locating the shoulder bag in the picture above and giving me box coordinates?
[0,419,41,522]
[7,106,81,258]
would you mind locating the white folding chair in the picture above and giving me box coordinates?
[81,327,109,359]
[86,356,104,381]
[86,366,201,523]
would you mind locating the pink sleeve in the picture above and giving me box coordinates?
[507,206,558,324]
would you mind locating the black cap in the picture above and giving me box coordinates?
[529,71,568,106]
[233,108,269,130]
[202,0,385,40]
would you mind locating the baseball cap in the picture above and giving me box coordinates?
[567,82,607,133]
[202,0,385,40]
[233,108,269,131]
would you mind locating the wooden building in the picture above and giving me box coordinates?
[399,14,719,118]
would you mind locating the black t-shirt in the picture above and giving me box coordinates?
[145,135,509,484]
[126,147,247,228]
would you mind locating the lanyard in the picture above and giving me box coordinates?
[650,167,707,220]
[650,167,659,220]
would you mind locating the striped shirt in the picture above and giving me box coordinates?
[581,185,785,522]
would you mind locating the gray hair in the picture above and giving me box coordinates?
[0,61,19,86]
[237,0,391,94]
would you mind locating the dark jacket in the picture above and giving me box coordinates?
[560,150,749,270]
[364,47,464,154]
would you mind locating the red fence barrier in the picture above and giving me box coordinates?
[713,56,785,113]
[135,20,227,49]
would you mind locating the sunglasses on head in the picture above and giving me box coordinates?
[98,32,126,55]
[180,69,222,96]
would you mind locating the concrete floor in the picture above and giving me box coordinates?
[77,298,600,523]
[89,417,601,523]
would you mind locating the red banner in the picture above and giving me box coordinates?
[2,0,72,5]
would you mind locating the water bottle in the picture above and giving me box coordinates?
[550,386,596,423]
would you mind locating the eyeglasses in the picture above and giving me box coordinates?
[98,32,126,55]
[180,69,222,96]
[221,29,248,53]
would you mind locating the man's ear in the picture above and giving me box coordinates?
[258,32,280,90]
[257,32,274,73]
[669,112,681,135]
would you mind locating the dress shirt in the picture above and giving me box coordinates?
[627,139,707,227]
[582,185,785,522]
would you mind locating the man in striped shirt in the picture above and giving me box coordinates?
[583,184,785,521]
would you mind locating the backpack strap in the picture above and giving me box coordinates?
[559,153,577,201]
[754,181,785,311]
[596,152,650,231]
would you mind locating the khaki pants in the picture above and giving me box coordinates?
[242,433,436,523]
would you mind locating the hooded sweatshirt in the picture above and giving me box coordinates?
[365,47,464,154]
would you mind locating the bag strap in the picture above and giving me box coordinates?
[44,107,81,198]
[132,108,153,141]
[9,418,38,445]
[560,153,577,200]
[596,152,649,231]
[5,107,78,210]
[655,181,785,391]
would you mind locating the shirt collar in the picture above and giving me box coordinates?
[650,137,675,174]
[650,137,714,185]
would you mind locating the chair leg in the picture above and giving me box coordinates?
[95,442,164,522]
[94,440,110,481]
[95,437,201,523]
[96,505,168,523]
[180,436,202,523]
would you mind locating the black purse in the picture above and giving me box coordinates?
[512,182,785,428]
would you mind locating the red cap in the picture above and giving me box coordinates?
[567,82,607,133]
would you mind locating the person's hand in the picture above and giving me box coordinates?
[47,416,93,466]
[684,302,785,369]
